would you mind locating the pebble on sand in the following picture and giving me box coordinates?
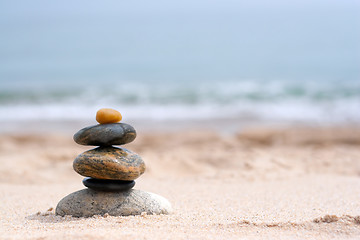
[55,189,173,217]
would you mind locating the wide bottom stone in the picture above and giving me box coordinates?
[55,189,172,217]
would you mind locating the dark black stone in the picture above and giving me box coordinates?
[73,123,136,146]
[82,177,135,192]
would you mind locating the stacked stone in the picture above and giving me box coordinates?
[56,108,172,217]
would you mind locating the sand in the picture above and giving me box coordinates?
[1,125,360,239]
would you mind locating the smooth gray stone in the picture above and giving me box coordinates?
[55,189,172,217]
[73,123,136,146]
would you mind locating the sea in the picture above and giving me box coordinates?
[0,0,359,130]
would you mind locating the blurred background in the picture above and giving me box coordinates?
[0,0,359,132]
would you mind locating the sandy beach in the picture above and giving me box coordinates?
[1,125,360,239]
[1,0,359,238]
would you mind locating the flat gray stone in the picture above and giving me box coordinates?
[73,123,136,146]
[55,189,172,217]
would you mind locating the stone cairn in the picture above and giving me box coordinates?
[56,108,172,217]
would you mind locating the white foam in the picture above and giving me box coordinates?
[0,96,359,125]
[1,79,359,124]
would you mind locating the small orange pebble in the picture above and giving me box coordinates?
[96,108,122,124]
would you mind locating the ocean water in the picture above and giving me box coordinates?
[0,0,359,125]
